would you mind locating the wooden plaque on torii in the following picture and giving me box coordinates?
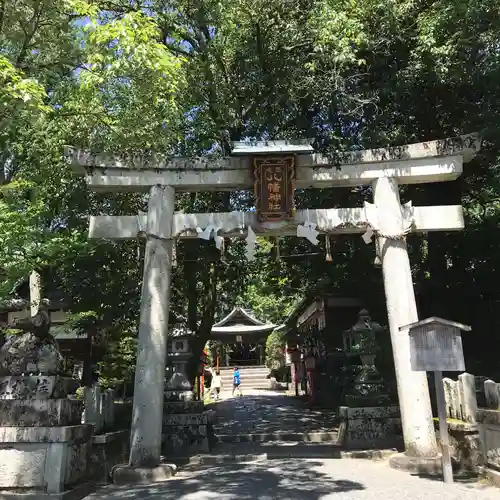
[253,156,295,222]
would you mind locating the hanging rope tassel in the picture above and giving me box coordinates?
[374,237,382,266]
[172,241,177,267]
[219,238,229,267]
[325,236,333,263]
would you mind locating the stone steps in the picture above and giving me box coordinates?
[219,365,268,371]
[216,431,340,444]
[219,365,268,370]
[219,377,269,383]
[220,372,269,381]
[218,366,271,390]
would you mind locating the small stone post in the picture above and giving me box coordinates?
[120,185,175,478]
[434,370,454,483]
[484,380,500,409]
[83,385,103,432]
[373,177,437,458]
[458,373,477,423]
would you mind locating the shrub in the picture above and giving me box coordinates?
[265,330,286,371]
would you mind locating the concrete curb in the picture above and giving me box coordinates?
[174,447,399,466]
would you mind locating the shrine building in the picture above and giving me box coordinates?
[210,307,278,366]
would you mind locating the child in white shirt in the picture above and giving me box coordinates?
[211,370,222,400]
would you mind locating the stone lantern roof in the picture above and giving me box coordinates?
[169,324,196,338]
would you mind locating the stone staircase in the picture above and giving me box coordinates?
[219,365,271,391]
[168,385,402,467]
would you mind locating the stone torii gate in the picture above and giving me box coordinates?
[67,134,480,481]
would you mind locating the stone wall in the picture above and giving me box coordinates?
[82,387,131,483]
[478,408,500,472]
[437,373,500,479]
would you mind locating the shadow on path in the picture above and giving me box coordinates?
[209,392,338,437]
[86,459,365,500]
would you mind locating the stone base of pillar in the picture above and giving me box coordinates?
[389,453,446,476]
[112,463,177,485]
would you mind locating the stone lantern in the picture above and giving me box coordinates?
[165,324,195,402]
[344,309,389,407]
[338,309,402,451]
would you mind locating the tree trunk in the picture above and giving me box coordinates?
[185,240,199,332]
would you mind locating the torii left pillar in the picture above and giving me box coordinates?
[113,185,177,484]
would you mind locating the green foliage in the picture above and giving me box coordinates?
[265,330,286,371]
[66,9,187,150]
[97,332,137,390]
[231,238,302,325]
[204,341,214,367]
[0,56,49,140]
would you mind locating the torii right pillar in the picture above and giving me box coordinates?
[373,176,438,467]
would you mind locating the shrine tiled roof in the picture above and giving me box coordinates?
[212,307,266,327]
[211,324,277,335]
[211,307,277,335]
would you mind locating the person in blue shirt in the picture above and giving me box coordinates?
[232,367,242,396]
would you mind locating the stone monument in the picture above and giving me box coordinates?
[338,310,402,450]
[0,299,93,499]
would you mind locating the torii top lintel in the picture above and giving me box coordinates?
[66,134,481,193]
